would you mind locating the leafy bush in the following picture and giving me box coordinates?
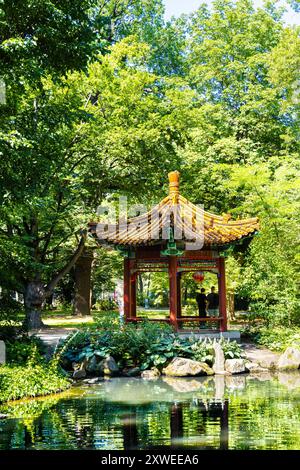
[0,292,24,340]
[0,292,23,326]
[0,346,70,403]
[242,326,300,351]
[6,335,46,365]
[0,364,70,402]
[59,323,243,371]
[92,310,121,328]
[94,299,118,312]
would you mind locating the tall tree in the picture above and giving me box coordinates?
[0,38,195,328]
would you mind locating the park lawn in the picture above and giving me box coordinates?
[43,315,95,329]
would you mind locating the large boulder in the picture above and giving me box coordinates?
[162,357,214,377]
[86,354,103,375]
[99,355,119,376]
[225,358,246,374]
[277,347,300,370]
[141,367,160,380]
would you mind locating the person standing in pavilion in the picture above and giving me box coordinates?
[196,288,208,328]
[207,286,219,317]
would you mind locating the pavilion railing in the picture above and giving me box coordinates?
[126,316,223,330]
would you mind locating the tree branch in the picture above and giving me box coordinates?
[44,230,87,296]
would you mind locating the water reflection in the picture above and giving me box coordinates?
[1,372,300,450]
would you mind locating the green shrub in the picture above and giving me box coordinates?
[0,364,70,402]
[94,299,118,312]
[59,323,243,371]
[243,326,300,351]
[6,335,45,365]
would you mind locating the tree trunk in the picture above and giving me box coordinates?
[73,249,94,316]
[23,231,87,329]
[24,281,46,330]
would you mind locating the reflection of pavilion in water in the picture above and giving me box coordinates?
[122,399,229,450]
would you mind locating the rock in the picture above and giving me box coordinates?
[162,357,214,377]
[277,347,300,370]
[86,354,103,375]
[212,342,227,374]
[73,369,86,380]
[258,358,278,370]
[225,358,246,374]
[124,367,141,377]
[0,414,8,419]
[99,355,119,376]
[0,341,6,365]
[141,367,160,380]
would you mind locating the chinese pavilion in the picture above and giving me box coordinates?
[89,171,259,332]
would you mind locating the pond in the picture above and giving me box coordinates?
[1,371,300,450]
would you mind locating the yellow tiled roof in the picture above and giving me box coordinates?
[89,171,259,247]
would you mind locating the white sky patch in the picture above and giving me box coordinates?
[164,0,300,26]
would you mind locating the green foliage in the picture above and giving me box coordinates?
[0,363,70,403]
[0,0,299,332]
[0,291,23,326]
[243,325,300,351]
[6,335,45,365]
[59,323,243,371]
[94,299,118,312]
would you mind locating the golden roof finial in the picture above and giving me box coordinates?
[168,171,180,203]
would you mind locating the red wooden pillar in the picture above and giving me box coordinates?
[169,256,178,331]
[177,272,182,318]
[124,258,130,321]
[130,270,137,318]
[218,256,228,332]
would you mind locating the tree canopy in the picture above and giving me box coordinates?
[0,0,299,328]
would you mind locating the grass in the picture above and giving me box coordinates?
[43,315,95,329]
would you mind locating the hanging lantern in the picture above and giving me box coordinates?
[193,271,205,283]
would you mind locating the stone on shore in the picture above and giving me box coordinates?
[162,357,214,377]
[225,358,246,374]
[277,347,300,370]
[99,356,119,376]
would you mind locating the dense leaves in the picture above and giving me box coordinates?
[59,322,243,370]
[0,0,299,328]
